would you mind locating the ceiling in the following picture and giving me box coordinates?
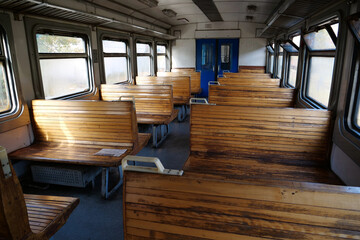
[0,0,341,39]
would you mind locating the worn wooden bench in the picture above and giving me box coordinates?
[101,84,179,147]
[209,83,295,107]
[239,67,265,73]
[171,68,195,72]
[157,71,201,95]
[135,76,191,121]
[0,146,79,240]
[9,100,150,199]
[120,103,357,239]
[223,72,271,78]
[218,77,281,87]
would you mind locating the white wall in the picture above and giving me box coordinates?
[171,21,267,68]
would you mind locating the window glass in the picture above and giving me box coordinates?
[306,57,335,107]
[157,45,166,54]
[137,56,150,76]
[270,55,274,74]
[202,43,213,70]
[137,43,150,54]
[102,39,128,84]
[36,32,91,98]
[331,23,339,37]
[266,45,274,53]
[303,28,336,51]
[279,46,283,53]
[277,55,283,78]
[104,57,127,84]
[36,34,85,53]
[40,58,89,99]
[102,40,126,53]
[292,35,300,47]
[288,55,298,87]
[281,42,298,53]
[0,62,10,112]
[356,95,360,127]
[221,44,230,63]
[157,55,166,72]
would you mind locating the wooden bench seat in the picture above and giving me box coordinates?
[0,146,79,240]
[9,100,150,198]
[101,84,179,147]
[121,103,353,239]
[123,171,360,240]
[136,76,191,121]
[223,72,271,78]
[209,84,295,107]
[157,71,201,94]
[171,68,195,72]
[218,76,280,87]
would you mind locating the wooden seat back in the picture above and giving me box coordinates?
[190,104,331,163]
[209,84,295,107]
[157,71,201,94]
[218,77,280,87]
[101,84,174,116]
[32,100,139,148]
[124,171,360,239]
[223,72,271,78]
[135,76,191,105]
[0,147,31,240]
[239,68,265,73]
[171,68,195,72]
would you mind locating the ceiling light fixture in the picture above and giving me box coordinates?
[137,0,158,8]
[247,5,257,14]
[246,16,254,21]
[162,9,177,17]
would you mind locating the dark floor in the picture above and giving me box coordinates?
[22,117,190,240]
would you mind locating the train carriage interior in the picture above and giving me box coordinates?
[1,0,360,239]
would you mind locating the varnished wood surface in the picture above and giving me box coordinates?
[101,84,178,125]
[238,66,266,73]
[0,152,79,240]
[25,194,79,238]
[9,100,150,167]
[218,77,280,87]
[190,104,331,163]
[223,72,271,78]
[157,71,201,94]
[171,68,195,72]
[124,171,360,239]
[135,76,191,105]
[209,85,295,107]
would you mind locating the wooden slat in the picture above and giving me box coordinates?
[158,71,201,94]
[218,77,280,87]
[209,85,295,107]
[123,172,360,240]
[101,84,178,124]
[135,76,191,105]
[223,72,271,79]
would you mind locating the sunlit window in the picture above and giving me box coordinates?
[281,36,300,88]
[0,26,17,115]
[157,44,167,72]
[36,33,91,99]
[303,21,338,108]
[102,39,129,84]
[277,46,283,79]
[136,42,152,76]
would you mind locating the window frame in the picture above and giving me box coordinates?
[0,13,29,133]
[155,41,169,72]
[266,44,274,74]
[25,17,95,99]
[134,36,154,77]
[98,29,131,84]
[282,36,300,88]
[301,18,339,109]
[276,44,284,79]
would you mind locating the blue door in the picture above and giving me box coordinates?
[196,39,239,97]
[196,39,216,98]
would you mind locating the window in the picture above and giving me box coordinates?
[0,26,16,115]
[220,44,231,71]
[156,44,167,72]
[266,45,274,74]
[36,32,92,99]
[277,46,283,79]
[303,22,338,108]
[281,35,300,87]
[102,39,129,84]
[136,42,152,76]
